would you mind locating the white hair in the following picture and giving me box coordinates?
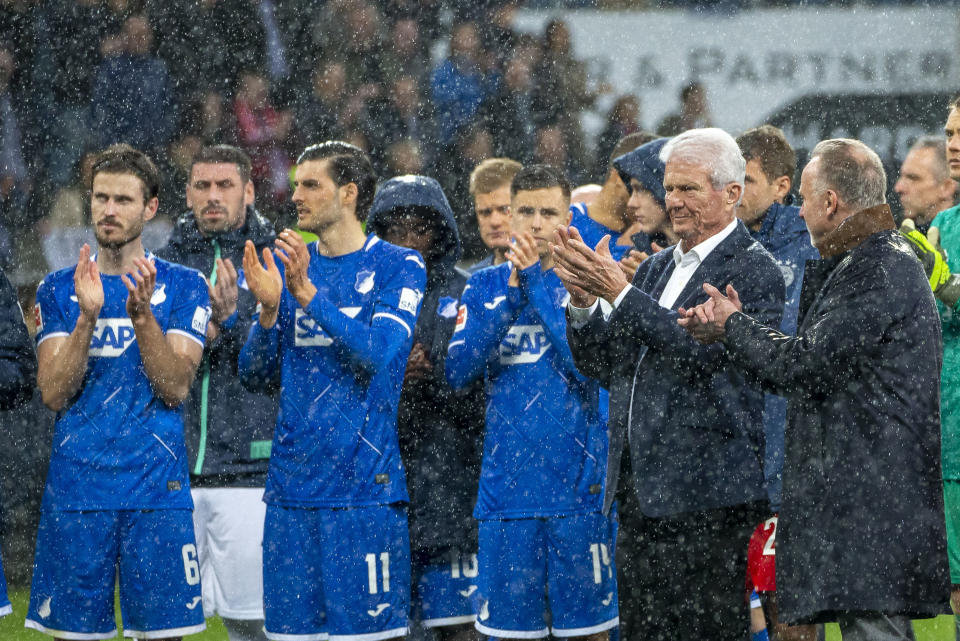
[659,128,746,191]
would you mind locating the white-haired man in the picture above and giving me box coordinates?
[552,128,785,641]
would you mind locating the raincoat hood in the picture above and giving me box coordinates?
[367,175,462,276]
[613,137,669,209]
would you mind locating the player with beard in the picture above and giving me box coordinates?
[157,145,278,641]
[26,143,211,641]
[239,142,426,641]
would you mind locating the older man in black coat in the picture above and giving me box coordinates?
[680,138,950,641]
[553,130,785,641]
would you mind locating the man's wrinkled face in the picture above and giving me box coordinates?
[798,159,834,248]
[91,172,156,250]
[187,162,253,236]
[738,159,781,228]
[663,159,735,249]
[628,178,668,236]
[475,185,512,252]
[894,147,952,224]
[945,107,960,182]
[511,186,571,260]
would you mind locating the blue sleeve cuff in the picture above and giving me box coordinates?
[219,309,239,331]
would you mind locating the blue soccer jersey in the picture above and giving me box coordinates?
[239,234,426,508]
[33,255,210,511]
[570,203,631,261]
[446,262,607,519]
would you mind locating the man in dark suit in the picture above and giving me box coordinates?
[552,130,785,641]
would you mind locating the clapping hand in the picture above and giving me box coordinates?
[677,283,742,344]
[242,240,283,327]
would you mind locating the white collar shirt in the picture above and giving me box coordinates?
[656,218,739,309]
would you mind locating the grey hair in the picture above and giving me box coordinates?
[909,135,950,182]
[810,139,887,211]
[659,127,746,191]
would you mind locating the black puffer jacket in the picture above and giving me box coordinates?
[156,206,278,487]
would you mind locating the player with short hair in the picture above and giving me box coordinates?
[239,141,426,641]
[469,158,523,271]
[156,144,278,641]
[27,143,211,641]
[447,164,616,641]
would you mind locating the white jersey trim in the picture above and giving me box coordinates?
[422,614,476,628]
[372,312,411,338]
[448,339,465,349]
[167,328,205,347]
[123,623,207,639]
[475,622,549,638]
[36,331,70,347]
[551,616,620,637]
[265,631,328,641]
[25,620,118,640]
[328,626,409,641]
[0,603,11,616]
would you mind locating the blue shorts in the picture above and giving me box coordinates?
[25,509,205,640]
[412,548,480,628]
[477,512,619,638]
[263,504,411,641]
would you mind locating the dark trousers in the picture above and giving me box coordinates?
[615,486,766,641]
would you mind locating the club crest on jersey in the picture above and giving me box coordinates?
[295,307,361,346]
[437,296,459,319]
[499,324,551,364]
[89,318,136,357]
[356,270,375,294]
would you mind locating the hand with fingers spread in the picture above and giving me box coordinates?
[209,257,239,324]
[121,256,157,323]
[274,229,318,308]
[552,226,629,304]
[73,244,104,323]
[677,282,743,344]
[506,231,540,287]
[242,239,283,327]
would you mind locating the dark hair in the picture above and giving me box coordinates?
[511,164,571,200]
[191,145,252,184]
[297,141,377,222]
[90,143,160,202]
[736,124,796,183]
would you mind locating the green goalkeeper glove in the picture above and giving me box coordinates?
[900,219,960,307]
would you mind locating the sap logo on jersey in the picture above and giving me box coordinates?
[295,307,361,346]
[499,324,551,364]
[89,319,137,357]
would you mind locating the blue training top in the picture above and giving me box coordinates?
[446,262,607,519]
[35,255,210,511]
[239,234,426,508]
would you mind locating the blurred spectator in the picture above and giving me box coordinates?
[894,135,957,233]
[479,1,519,69]
[340,1,386,87]
[657,81,714,136]
[596,95,642,177]
[0,45,29,234]
[379,18,430,88]
[158,131,203,219]
[151,0,264,99]
[440,122,495,257]
[480,54,539,165]
[233,70,293,207]
[255,0,289,85]
[431,21,496,147]
[381,0,442,42]
[90,14,176,154]
[40,150,97,273]
[368,75,435,171]
[534,124,585,185]
[383,139,425,177]
[296,61,347,148]
[34,0,104,187]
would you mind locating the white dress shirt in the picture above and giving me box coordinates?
[568,218,739,327]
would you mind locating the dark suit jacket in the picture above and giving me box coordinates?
[568,221,785,517]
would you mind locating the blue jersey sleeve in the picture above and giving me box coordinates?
[446,269,524,389]
[166,269,210,348]
[517,265,581,381]
[238,297,285,391]
[34,276,70,345]
[302,251,426,374]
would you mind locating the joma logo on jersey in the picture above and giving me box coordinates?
[89,319,136,357]
[499,324,551,364]
[295,307,361,347]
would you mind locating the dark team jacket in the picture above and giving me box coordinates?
[0,265,35,409]
[367,176,485,556]
[156,206,278,487]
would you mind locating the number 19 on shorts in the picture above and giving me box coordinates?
[365,552,391,594]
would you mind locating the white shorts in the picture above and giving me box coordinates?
[192,487,267,620]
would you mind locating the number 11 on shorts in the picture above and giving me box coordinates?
[365,552,391,594]
[589,543,611,584]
